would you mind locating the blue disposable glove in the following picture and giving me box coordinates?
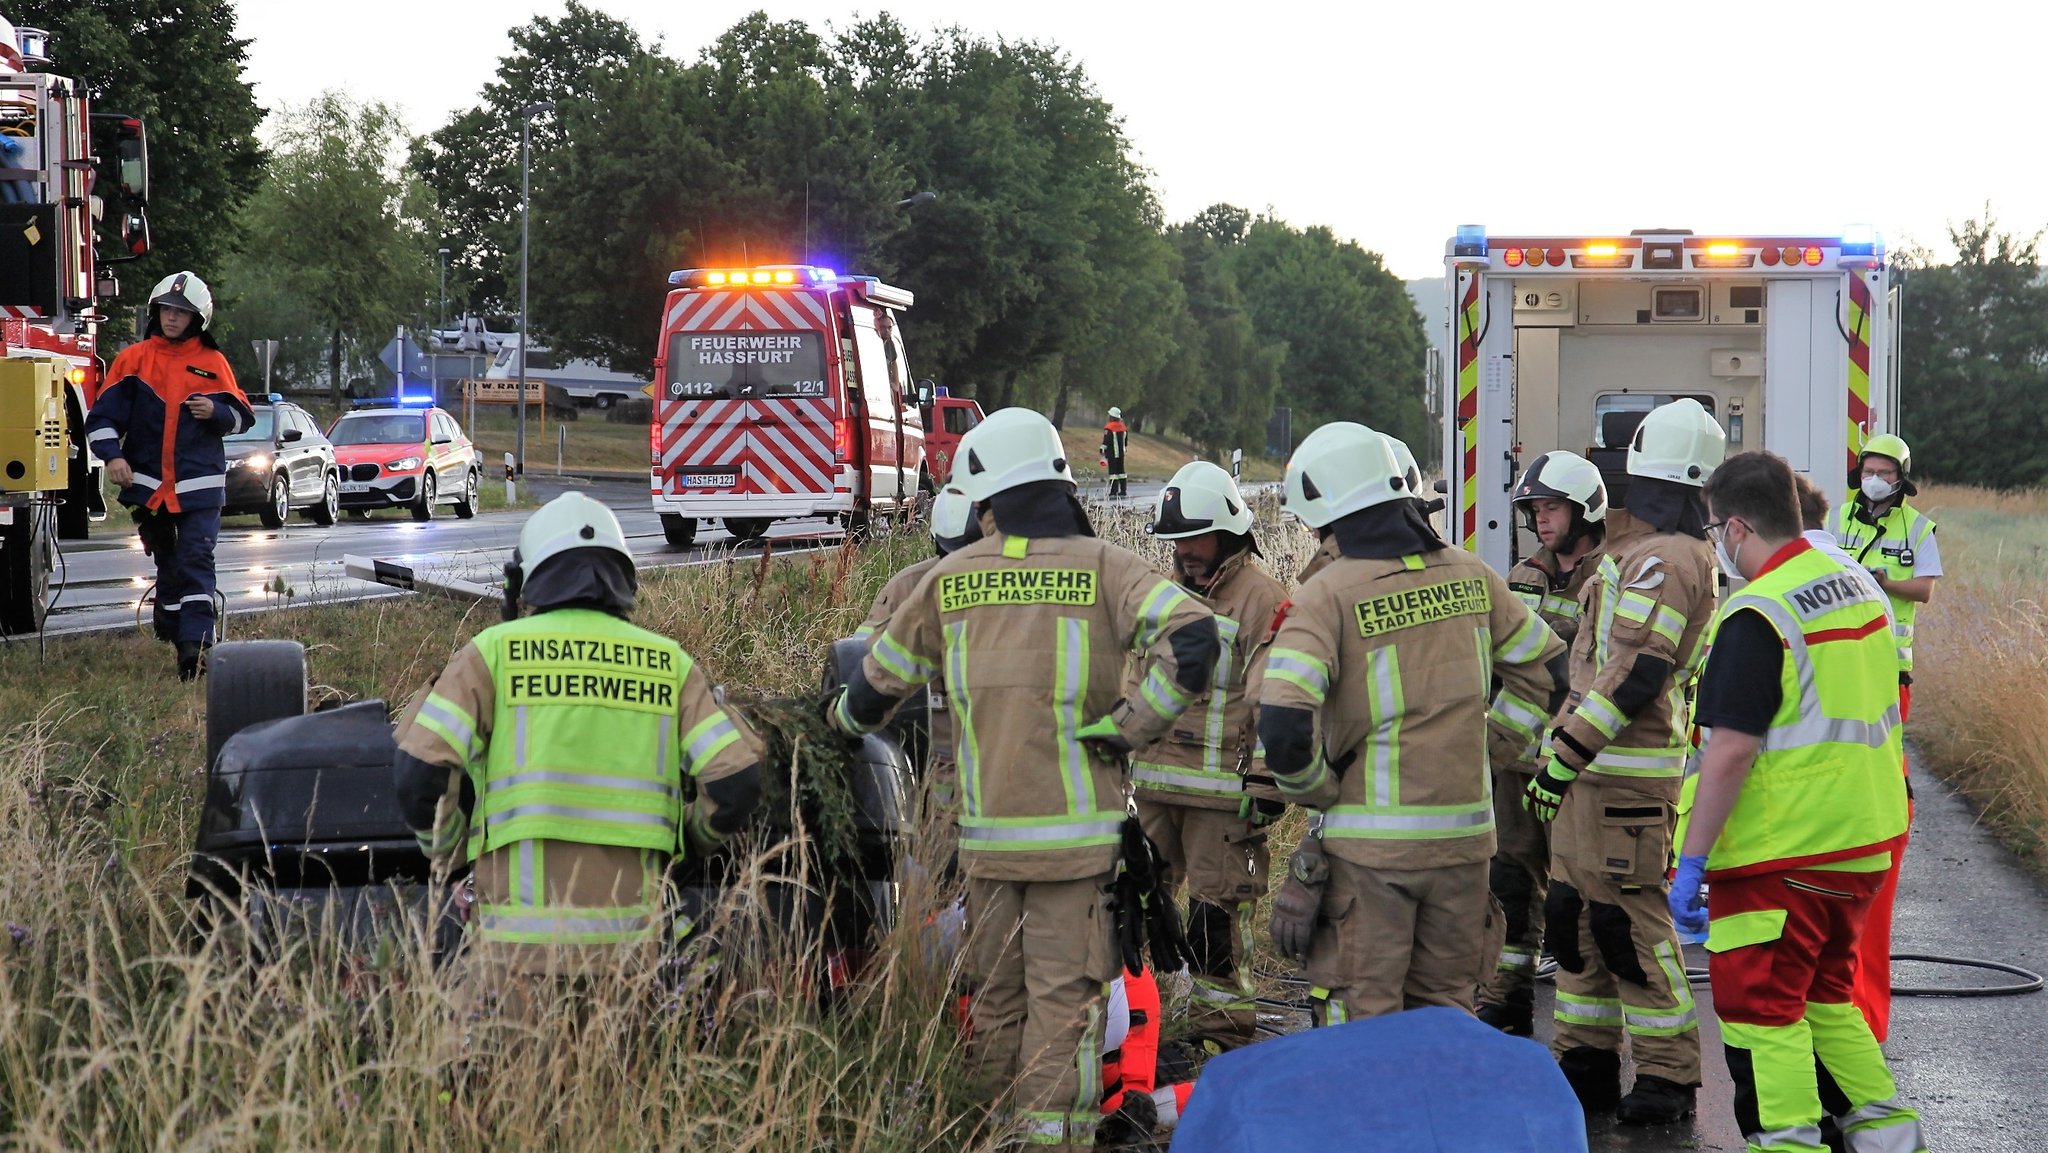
[1668,854,1709,936]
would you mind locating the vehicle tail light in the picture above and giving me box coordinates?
[649,420,660,467]
[1504,248,1524,267]
[834,416,854,463]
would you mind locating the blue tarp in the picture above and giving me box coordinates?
[1171,1007,1588,1153]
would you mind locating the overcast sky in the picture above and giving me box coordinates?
[236,0,2046,280]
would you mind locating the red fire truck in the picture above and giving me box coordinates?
[0,16,153,633]
[650,265,928,547]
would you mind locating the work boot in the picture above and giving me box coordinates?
[176,641,204,682]
[1557,1046,1622,1112]
[1616,1074,1696,1125]
[1096,1088,1157,1148]
[1476,990,1535,1036]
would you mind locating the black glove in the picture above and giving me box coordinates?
[1116,816,1194,974]
[1246,795,1287,827]
[1269,836,1328,962]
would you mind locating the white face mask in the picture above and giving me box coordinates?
[1714,533,1742,580]
[1861,474,1899,503]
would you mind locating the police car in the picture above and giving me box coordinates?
[326,397,480,521]
[223,396,340,528]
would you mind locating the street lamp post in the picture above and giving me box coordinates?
[436,246,449,405]
[517,100,555,482]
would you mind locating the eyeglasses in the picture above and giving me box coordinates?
[1703,518,1738,542]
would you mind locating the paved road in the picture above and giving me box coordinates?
[37,477,844,636]
[1561,746,2047,1150]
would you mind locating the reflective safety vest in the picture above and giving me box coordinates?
[1705,546,1908,878]
[471,609,687,859]
[1827,500,1934,672]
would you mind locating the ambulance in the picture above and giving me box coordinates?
[1438,226,1898,573]
[650,265,927,547]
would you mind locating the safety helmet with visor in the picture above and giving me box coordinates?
[1513,450,1608,551]
[1626,398,1726,487]
[1150,460,1253,539]
[148,271,215,330]
[949,407,1073,503]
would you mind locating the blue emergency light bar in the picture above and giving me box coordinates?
[667,264,840,289]
[1453,224,1488,258]
[348,392,437,409]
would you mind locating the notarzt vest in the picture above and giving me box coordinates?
[1705,547,1908,878]
[1826,500,1934,672]
[472,609,687,858]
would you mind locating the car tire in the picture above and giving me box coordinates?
[204,639,307,773]
[661,514,697,549]
[349,509,372,521]
[411,470,436,522]
[724,517,770,541]
[452,468,479,519]
[309,471,339,526]
[258,474,289,529]
[0,501,53,635]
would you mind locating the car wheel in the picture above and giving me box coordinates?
[204,639,307,773]
[349,509,372,521]
[594,394,612,410]
[661,514,697,549]
[258,474,289,529]
[309,471,339,526]
[410,470,437,522]
[724,517,770,540]
[453,468,479,519]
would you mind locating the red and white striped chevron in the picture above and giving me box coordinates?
[657,289,839,497]
[0,305,46,319]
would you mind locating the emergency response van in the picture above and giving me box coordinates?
[650,265,926,547]
[1438,227,1898,573]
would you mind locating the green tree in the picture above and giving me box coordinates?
[1164,216,1284,455]
[12,0,265,323]
[219,94,435,402]
[1897,210,2048,489]
[1231,217,1429,450]
[407,1,648,318]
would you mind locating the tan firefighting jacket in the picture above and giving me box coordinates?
[1545,510,1717,796]
[859,555,954,767]
[1260,547,1566,869]
[1130,549,1288,812]
[856,532,1217,882]
[1489,547,1596,775]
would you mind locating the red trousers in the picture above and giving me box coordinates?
[1852,682,1911,1042]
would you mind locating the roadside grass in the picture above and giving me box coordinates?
[465,405,651,475]
[0,495,1341,1147]
[1061,426,1286,485]
[1899,484,2048,864]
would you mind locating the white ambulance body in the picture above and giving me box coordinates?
[1438,227,1898,573]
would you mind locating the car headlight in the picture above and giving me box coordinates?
[238,453,272,471]
[385,456,422,472]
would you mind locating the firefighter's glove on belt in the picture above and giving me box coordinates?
[1268,835,1327,962]
[1668,854,1709,936]
[1077,715,1133,759]
[1244,794,1287,827]
[1521,755,1578,823]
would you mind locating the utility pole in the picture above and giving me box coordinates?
[517,100,555,479]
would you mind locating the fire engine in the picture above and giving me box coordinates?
[650,265,928,547]
[1438,226,1897,573]
[0,15,152,633]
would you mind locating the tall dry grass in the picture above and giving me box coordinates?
[1897,484,2048,859]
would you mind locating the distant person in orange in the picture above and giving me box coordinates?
[1101,406,1129,498]
[85,271,254,680]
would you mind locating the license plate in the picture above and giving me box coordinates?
[680,470,738,488]
[340,482,370,494]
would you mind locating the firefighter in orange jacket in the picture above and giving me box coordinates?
[1130,460,1287,1050]
[1100,407,1129,498]
[827,407,1218,1152]
[85,271,255,680]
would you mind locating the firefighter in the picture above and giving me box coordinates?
[1100,406,1130,498]
[1522,398,1723,1124]
[825,407,1218,1152]
[1477,450,1609,1036]
[86,271,256,680]
[1823,433,1935,1043]
[1130,460,1287,1051]
[1257,421,1567,1025]
[1672,449,1924,1153]
[393,492,763,1012]
[855,487,984,865]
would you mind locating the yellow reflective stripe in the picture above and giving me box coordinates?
[1494,614,1551,664]
[1322,799,1491,838]
[1555,991,1623,1027]
[1489,688,1547,741]
[680,713,740,770]
[1543,594,1581,619]
[1585,745,1688,778]
[1614,589,1658,626]
[1138,661,1193,720]
[1053,617,1092,813]
[1133,762,1245,796]
[1650,603,1687,646]
[416,693,483,762]
[1264,647,1330,703]
[948,621,981,818]
[1134,580,1192,649]
[1273,750,1330,798]
[871,630,938,684]
[474,904,659,945]
[1364,647,1403,806]
[1577,691,1627,740]
[959,814,1123,852]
